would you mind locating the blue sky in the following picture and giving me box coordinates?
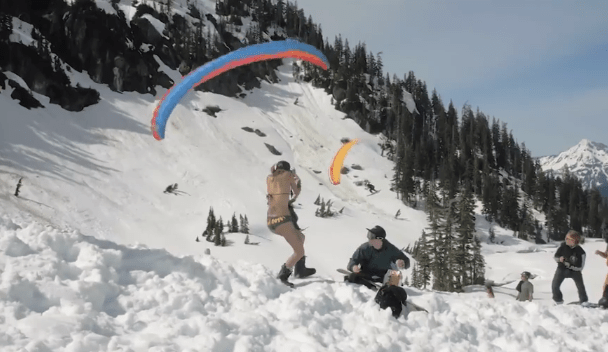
[295,0,608,157]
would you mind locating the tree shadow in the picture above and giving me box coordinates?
[0,92,151,185]
[16,196,54,209]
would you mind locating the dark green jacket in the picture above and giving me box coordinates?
[347,240,410,279]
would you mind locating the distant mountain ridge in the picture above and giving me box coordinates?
[539,139,608,197]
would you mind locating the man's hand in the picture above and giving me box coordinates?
[559,256,565,262]
[352,264,361,273]
[396,259,405,269]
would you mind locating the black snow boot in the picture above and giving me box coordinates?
[277,264,294,288]
[293,256,316,278]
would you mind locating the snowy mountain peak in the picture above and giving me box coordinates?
[539,139,608,196]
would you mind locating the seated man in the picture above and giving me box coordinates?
[345,225,410,289]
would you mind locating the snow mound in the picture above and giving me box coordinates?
[1,218,608,351]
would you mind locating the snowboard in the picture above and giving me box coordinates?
[367,190,381,196]
[567,301,603,308]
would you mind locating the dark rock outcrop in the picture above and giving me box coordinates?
[264,143,282,156]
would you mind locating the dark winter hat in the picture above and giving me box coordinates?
[366,225,386,239]
[521,271,531,279]
[275,160,291,171]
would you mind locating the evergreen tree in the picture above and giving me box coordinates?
[417,230,432,289]
[231,213,238,232]
[411,262,422,289]
[454,182,476,290]
[206,207,216,238]
[0,14,13,42]
[488,225,496,243]
[239,215,249,234]
[588,189,602,237]
[471,236,485,284]
[214,217,223,246]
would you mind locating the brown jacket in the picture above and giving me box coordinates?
[267,169,301,217]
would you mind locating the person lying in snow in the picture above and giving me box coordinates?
[375,270,408,318]
[345,225,410,290]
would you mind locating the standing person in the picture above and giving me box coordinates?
[345,225,410,289]
[552,230,588,304]
[594,236,608,308]
[516,271,534,301]
[267,161,315,287]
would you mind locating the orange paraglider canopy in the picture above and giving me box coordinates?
[329,139,359,185]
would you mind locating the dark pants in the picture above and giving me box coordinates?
[552,267,588,303]
[344,272,382,291]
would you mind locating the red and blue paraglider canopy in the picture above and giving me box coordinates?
[151,39,330,140]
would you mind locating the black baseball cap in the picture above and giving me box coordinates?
[366,225,386,239]
[275,160,291,171]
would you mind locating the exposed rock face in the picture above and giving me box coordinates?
[1,0,288,111]
[1,42,99,111]
[8,79,43,110]
[264,143,282,156]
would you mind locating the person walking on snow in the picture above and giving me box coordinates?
[266,161,315,287]
[345,225,410,289]
[516,271,534,301]
[552,230,588,304]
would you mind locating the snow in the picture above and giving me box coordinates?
[0,217,607,351]
[540,139,608,172]
[539,138,608,195]
[2,5,608,351]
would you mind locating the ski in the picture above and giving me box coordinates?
[567,301,602,308]
[406,300,429,313]
[337,268,380,290]
[280,280,295,288]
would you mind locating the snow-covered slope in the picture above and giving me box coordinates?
[3,57,608,351]
[539,139,608,197]
[0,59,430,279]
[2,4,608,347]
